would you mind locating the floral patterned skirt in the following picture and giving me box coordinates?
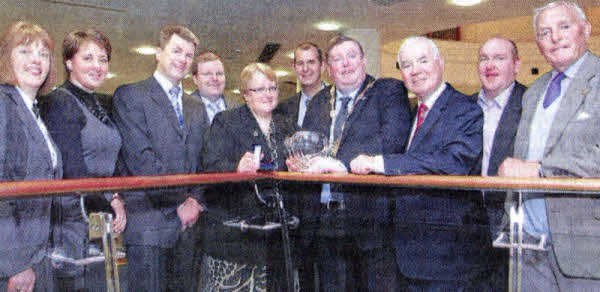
[198,254,268,292]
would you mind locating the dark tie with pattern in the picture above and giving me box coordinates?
[543,72,566,109]
[333,97,351,142]
[32,99,40,119]
[169,85,184,128]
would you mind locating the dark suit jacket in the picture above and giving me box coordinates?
[113,76,209,248]
[472,82,527,176]
[201,105,296,263]
[275,92,301,126]
[190,90,239,124]
[303,76,412,250]
[383,83,491,281]
[0,84,62,280]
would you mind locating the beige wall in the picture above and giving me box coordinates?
[382,6,600,95]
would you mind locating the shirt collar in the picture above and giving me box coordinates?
[419,82,446,109]
[153,70,182,95]
[478,82,514,110]
[336,86,360,101]
[201,95,225,108]
[15,86,34,110]
[301,81,326,100]
[559,51,588,79]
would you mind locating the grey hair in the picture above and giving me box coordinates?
[397,36,441,64]
[533,1,588,34]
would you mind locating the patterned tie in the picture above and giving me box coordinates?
[414,103,428,135]
[168,85,184,128]
[333,97,351,142]
[32,99,40,119]
[543,72,566,109]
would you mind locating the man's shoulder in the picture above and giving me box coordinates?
[114,77,155,97]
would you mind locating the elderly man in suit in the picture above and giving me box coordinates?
[113,25,208,292]
[190,52,238,125]
[351,36,492,290]
[497,1,600,290]
[276,42,326,127]
[473,37,527,290]
[296,35,412,291]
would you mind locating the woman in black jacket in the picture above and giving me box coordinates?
[42,29,125,291]
[200,62,296,291]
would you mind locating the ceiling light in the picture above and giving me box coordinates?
[287,51,295,59]
[316,22,341,31]
[275,70,290,77]
[232,89,240,94]
[133,46,157,55]
[184,90,193,95]
[106,72,116,79]
[450,0,482,6]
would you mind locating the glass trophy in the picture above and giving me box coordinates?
[285,130,330,171]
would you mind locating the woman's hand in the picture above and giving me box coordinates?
[237,152,260,173]
[7,268,35,292]
[110,193,127,234]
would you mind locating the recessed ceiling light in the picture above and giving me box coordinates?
[450,0,482,6]
[287,51,295,59]
[232,89,240,94]
[133,46,157,55]
[316,22,341,31]
[275,70,290,77]
[184,90,193,95]
[106,72,116,79]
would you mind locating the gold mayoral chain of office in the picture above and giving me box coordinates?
[327,79,375,156]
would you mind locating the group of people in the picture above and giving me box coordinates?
[0,0,599,291]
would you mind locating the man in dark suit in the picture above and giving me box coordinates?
[113,25,208,292]
[298,35,412,291]
[473,37,527,290]
[190,52,238,125]
[351,36,491,290]
[498,1,600,290]
[275,42,325,127]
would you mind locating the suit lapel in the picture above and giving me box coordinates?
[147,77,183,136]
[409,84,451,150]
[514,74,551,158]
[338,76,374,148]
[488,83,524,175]
[239,106,268,151]
[6,86,54,170]
[544,54,599,156]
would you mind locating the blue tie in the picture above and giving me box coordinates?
[543,72,566,109]
[169,86,184,128]
[333,97,351,142]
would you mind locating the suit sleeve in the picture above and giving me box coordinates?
[113,85,187,211]
[383,101,483,175]
[113,85,168,176]
[202,114,240,172]
[42,94,88,178]
[378,79,412,155]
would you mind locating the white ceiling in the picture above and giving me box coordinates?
[2,0,599,98]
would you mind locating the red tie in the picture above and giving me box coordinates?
[414,103,428,135]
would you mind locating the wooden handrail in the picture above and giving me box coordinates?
[0,171,598,198]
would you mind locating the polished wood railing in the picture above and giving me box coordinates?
[2,171,599,198]
[3,172,599,292]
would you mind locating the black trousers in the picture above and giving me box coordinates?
[126,229,199,292]
[317,206,398,292]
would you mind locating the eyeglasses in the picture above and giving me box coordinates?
[248,87,278,94]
